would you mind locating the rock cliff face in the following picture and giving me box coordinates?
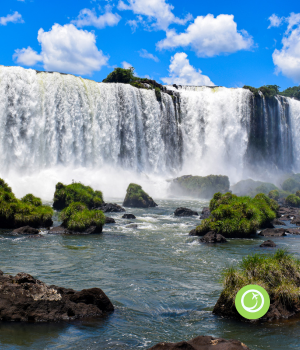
[0,271,114,322]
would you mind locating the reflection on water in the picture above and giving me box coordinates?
[0,198,300,350]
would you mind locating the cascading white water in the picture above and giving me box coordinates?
[0,66,300,199]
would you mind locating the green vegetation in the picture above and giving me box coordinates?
[123,183,157,208]
[0,178,53,229]
[218,250,300,314]
[53,182,103,210]
[231,179,278,197]
[285,194,300,207]
[280,86,300,101]
[268,189,291,201]
[243,85,280,98]
[171,175,230,199]
[195,192,278,238]
[60,202,105,232]
[282,174,300,193]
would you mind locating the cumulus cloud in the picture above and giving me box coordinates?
[157,14,253,57]
[161,52,214,86]
[122,61,134,69]
[72,6,121,29]
[14,24,109,75]
[272,13,300,82]
[118,0,192,31]
[138,49,159,62]
[268,14,284,29]
[0,11,24,26]
[13,47,42,66]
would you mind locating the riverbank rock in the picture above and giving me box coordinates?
[200,231,227,243]
[277,206,299,219]
[174,207,198,217]
[98,203,125,213]
[259,228,286,237]
[285,228,300,234]
[0,271,114,322]
[291,217,300,225]
[200,207,210,219]
[123,183,157,208]
[105,217,116,224]
[122,214,136,219]
[147,335,251,350]
[271,219,286,226]
[260,240,277,247]
[189,229,198,236]
[12,226,40,235]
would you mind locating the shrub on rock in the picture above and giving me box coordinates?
[53,182,103,210]
[282,174,300,193]
[60,202,105,233]
[170,175,229,198]
[193,192,278,238]
[285,194,300,207]
[0,178,53,229]
[231,179,278,197]
[123,183,157,208]
[213,250,300,321]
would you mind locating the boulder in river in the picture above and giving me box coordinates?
[200,231,227,243]
[12,226,40,235]
[0,271,114,322]
[271,219,286,226]
[122,214,136,219]
[98,203,125,213]
[260,240,277,247]
[285,228,300,235]
[259,228,286,237]
[174,207,198,217]
[147,335,250,350]
[123,183,157,208]
[105,216,116,224]
[291,216,300,225]
[200,207,210,219]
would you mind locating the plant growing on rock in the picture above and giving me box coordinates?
[123,183,157,208]
[0,178,53,229]
[60,202,105,233]
[213,250,300,321]
[285,194,300,207]
[194,192,278,238]
[53,182,103,210]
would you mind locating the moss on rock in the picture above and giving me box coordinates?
[170,175,230,199]
[285,194,300,207]
[53,182,103,210]
[0,178,53,229]
[123,183,157,208]
[194,192,278,238]
[60,202,105,233]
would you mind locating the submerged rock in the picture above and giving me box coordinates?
[126,224,138,229]
[12,226,40,235]
[200,207,210,219]
[122,214,136,219]
[123,183,157,208]
[147,335,250,350]
[200,231,227,243]
[48,225,103,235]
[174,207,198,217]
[98,203,125,213]
[259,228,287,237]
[105,217,116,224]
[260,240,277,247]
[0,271,114,322]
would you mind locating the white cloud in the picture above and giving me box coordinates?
[161,52,214,86]
[272,13,300,82]
[13,47,42,66]
[14,24,109,75]
[117,0,192,31]
[268,14,284,29]
[72,6,121,29]
[122,61,134,69]
[0,11,24,26]
[138,49,159,62]
[157,14,253,57]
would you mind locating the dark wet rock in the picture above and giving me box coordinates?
[147,335,251,350]
[200,231,227,243]
[12,226,40,235]
[174,207,198,217]
[98,203,125,213]
[200,207,210,219]
[260,240,277,247]
[277,206,299,218]
[272,219,286,226]
[189,229,198,236]
[285,228,300,235]
[126,224,138,229]
[123,183,157,208]
[122,214,136,219]
[259,228,287,237]
[291,216,300,225]
[48,226,68,234]
[48,226,102,235]
[105,217,116,224]
[0,272,114,322]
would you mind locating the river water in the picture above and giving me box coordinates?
[0,198,300,350]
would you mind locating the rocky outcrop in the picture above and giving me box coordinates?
[147,335,251,350]
[48,225,102,235]
[105,217,116,224]
[285,228,300,234]
[277,206,299,220]
[189,229,198,236]
[123,183,157,208]
[271,219,286,226]
[0,271,114,322]
[98,203,125,213]
[259,228,286,237]
[200,231,227,243]
[174,207,198,217]
[122,214,136,219]
[12,226,40,235]
[260,240,277,247]
[291,217,300,225]
[200,207,210,219]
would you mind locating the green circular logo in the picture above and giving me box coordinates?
[235,285,270,320]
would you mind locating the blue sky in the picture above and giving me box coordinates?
[1,0,300,89]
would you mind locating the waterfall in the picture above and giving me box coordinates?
[0,65,300,199]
